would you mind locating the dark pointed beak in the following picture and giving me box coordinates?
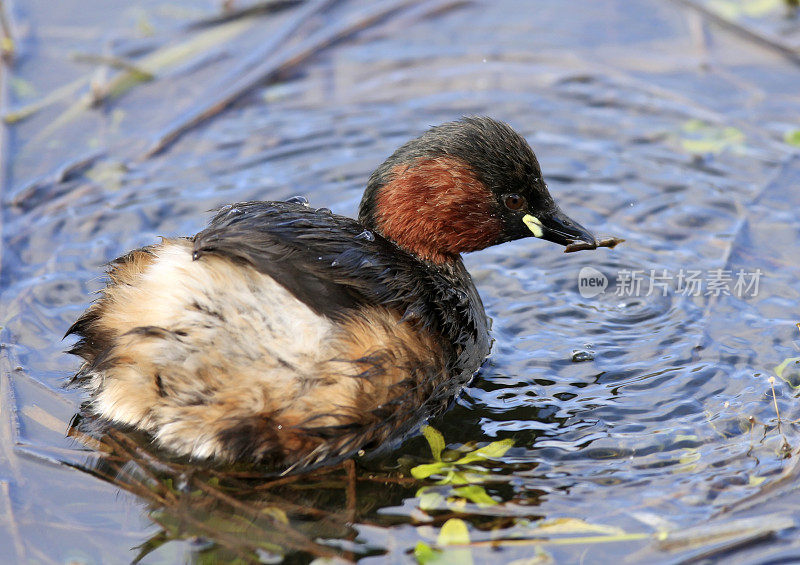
[523,207,596,248]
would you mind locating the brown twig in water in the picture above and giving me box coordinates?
[769,377,783,432]
[670,0,800,66]
[191,477,343,559]
[199,474,349,520]
[189,0,303,29]
[355,473,419,485]
[103,430,181,504]
[365,0,469,35]
[345,459,357,523]
[564,236,625,253]
[144,0,423,157]
[83,432,345,560]
[767,375,793,458]
[144,0,337,158]
[251,468,329,491]
[91,464,174,508]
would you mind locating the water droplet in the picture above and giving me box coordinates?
[227,207,241,216]
[219,204,232,213]
[331,260,339,267]
[355,230,375,241]
[285,195,309,206]
[571,350,595,362]
[316,207,332,215]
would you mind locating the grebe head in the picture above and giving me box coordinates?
[358,116,596,264]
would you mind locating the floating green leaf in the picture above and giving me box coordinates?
[438,518,470,545]
[456,438,515,464]
[785,130,800,147]
[422,425,446,461]
[774,356,800,388]
[411,462,447,480]
[451,485,497,506]
[414,541,440,564]
[411,430,513,481]
[677,120,746,155]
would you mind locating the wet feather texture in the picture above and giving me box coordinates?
[69,202,490,470]
[67,116,603,471]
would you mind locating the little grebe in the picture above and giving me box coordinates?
[68,117,604,471]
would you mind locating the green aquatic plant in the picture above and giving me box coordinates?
[774,356,800,389]
[410,425,513,508]
[674,119,746,155]
[785,130,800,148]
[411,512,794,565]
[411,425,515,482]
[414,518,473,565]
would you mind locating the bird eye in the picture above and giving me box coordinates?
[504,194,526,211]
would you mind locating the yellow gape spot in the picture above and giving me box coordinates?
[522,214,544,238]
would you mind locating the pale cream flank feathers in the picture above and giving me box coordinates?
[76,238,442,463]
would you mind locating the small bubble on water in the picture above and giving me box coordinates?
[571,349,595,362]
[355,230,375,241]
